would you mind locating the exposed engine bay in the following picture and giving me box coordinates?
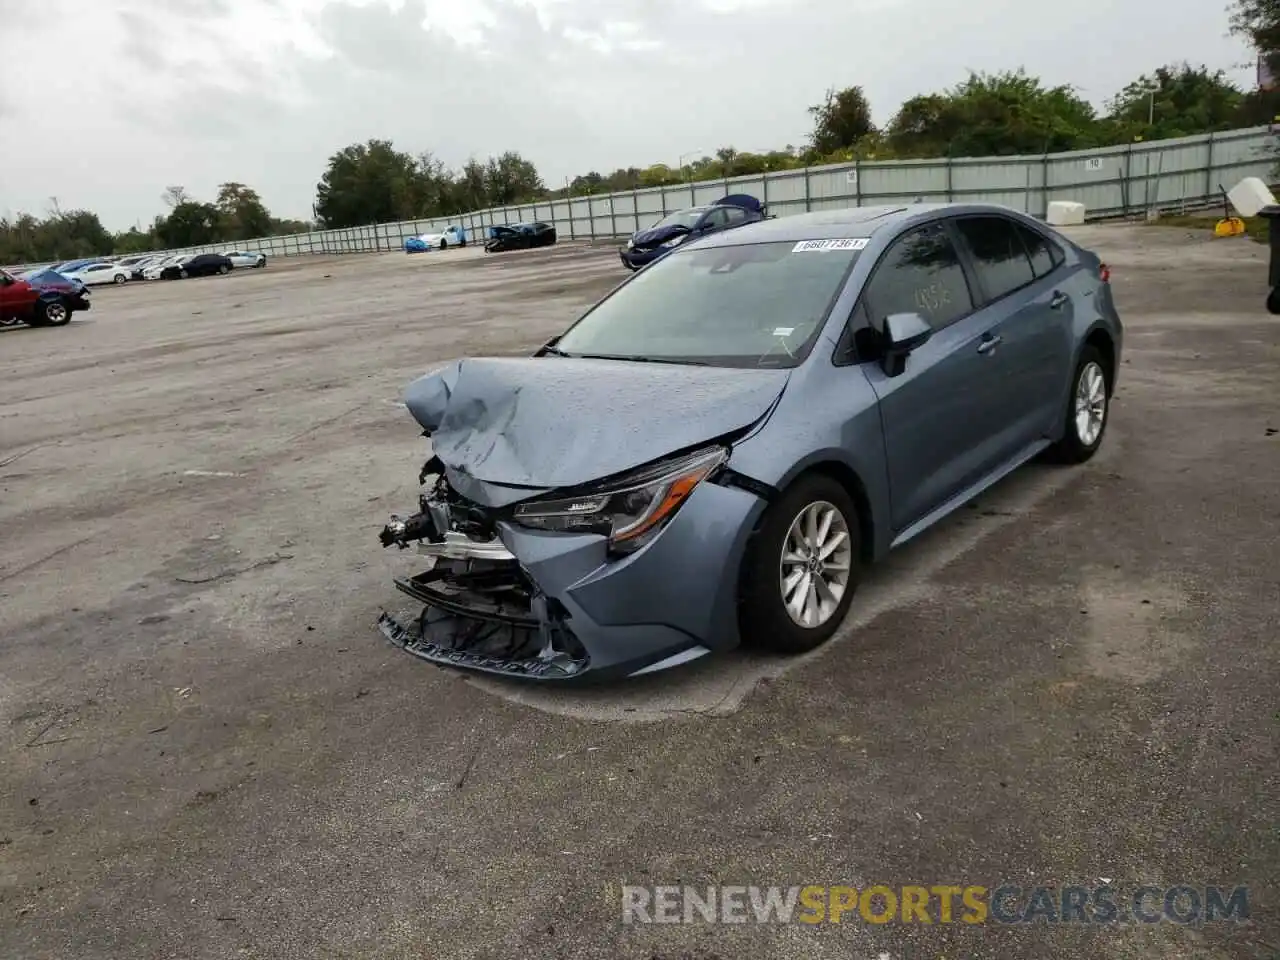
[377,455,589,679]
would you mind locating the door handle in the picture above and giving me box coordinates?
[977,334,1002,355]
[1049,291,1070,310]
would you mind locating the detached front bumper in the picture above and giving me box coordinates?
[377,478,767,682]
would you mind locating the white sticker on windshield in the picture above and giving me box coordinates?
[792,238,868,252]
[772,327,794,336]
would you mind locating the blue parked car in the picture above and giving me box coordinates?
[620,194,766,270]
[405,226,468,253]
[377,203,1122,682]
[48,259,99,274]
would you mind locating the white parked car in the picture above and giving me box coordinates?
[62,261,130,286]
[222,250,267,269]
[404,226,468,252]
[143,255,189,280]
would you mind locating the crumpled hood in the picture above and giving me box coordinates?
[403,356,789,490]
[630,224,689,249]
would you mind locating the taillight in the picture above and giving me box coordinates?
[1099,262,1110,283]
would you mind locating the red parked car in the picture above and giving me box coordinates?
[0,267,92,328]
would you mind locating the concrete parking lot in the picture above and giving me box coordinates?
[1,227,1277,959]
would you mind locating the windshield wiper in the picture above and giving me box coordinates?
[539,345,572,357]
[573,353,710,366]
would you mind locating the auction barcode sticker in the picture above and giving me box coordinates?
[793,238,868,252]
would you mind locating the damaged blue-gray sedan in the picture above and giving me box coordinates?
[377,203,1123,682]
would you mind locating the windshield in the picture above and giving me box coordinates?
[554,240,862,368]
[651,208,707,231]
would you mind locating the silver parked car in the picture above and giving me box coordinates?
[222,250,267,269]
[377,203,1122,681]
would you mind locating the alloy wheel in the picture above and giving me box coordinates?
[1074,361,1107,446]
[778,500,853,628]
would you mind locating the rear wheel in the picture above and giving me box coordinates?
[1047,344,1111,464]
[439,239,448,250]
[217,264,229,275]
[113,273,127,284]
[739,474,861,655]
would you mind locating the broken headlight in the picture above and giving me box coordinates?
[511,446,728,554]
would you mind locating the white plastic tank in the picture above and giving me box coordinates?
[1046,201,1086,226]
[1226,177,1276,218]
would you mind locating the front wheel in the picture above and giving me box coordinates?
[38,298,71,326]
[438,239,448,250]
[738,474,861,655]
[218,264,229,275]
[113,273,127,284]
[1046,344,1111,464]
[179,269,188,279]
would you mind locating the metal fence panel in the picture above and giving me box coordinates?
[5,127,1277,271]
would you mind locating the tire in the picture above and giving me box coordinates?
[113,273,127,285]
[438,239,448,250]
[218,264,229,275]
[1046,344,1111,464]
[459,236,467,248]
[738,473,861,655]
[37,298,71,327]
[179,269,188,279]
[255,258,265,268]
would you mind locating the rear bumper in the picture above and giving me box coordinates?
[378,478,767,682]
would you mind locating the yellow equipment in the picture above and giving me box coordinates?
[1214,217,1246,237]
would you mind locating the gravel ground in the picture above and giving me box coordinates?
[0,227,1276,959]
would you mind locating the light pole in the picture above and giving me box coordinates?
[1142,80,1160,128]
[678,149,706,182]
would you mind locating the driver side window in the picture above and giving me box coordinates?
[861,222,973,333]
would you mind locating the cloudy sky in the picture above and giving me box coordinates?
[0,0,1254,231]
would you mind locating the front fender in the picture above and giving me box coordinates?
[724,364,893,560]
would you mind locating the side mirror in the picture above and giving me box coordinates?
[880,312,932,376]
[884,312,932,352]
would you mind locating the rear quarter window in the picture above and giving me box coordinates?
[1016,223,1065,278]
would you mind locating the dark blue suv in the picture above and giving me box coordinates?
[620,194,766,270]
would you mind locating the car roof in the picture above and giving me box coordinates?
[692,202,1035,247]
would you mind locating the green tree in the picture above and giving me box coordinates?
[0,210,114,263]
[314,139,427,228]
[807,86,876,155]
[214,182,273,241]
[1106,64,1243,139]
[156,201,221,247]
[484,151,545,206]
[112,227,159,254]
[1230,0,1280,69]
[885,69,1098,157]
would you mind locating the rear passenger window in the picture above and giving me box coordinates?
[1016,223,1064,278]
[862,223,973,331]
[954,216,1035,302]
